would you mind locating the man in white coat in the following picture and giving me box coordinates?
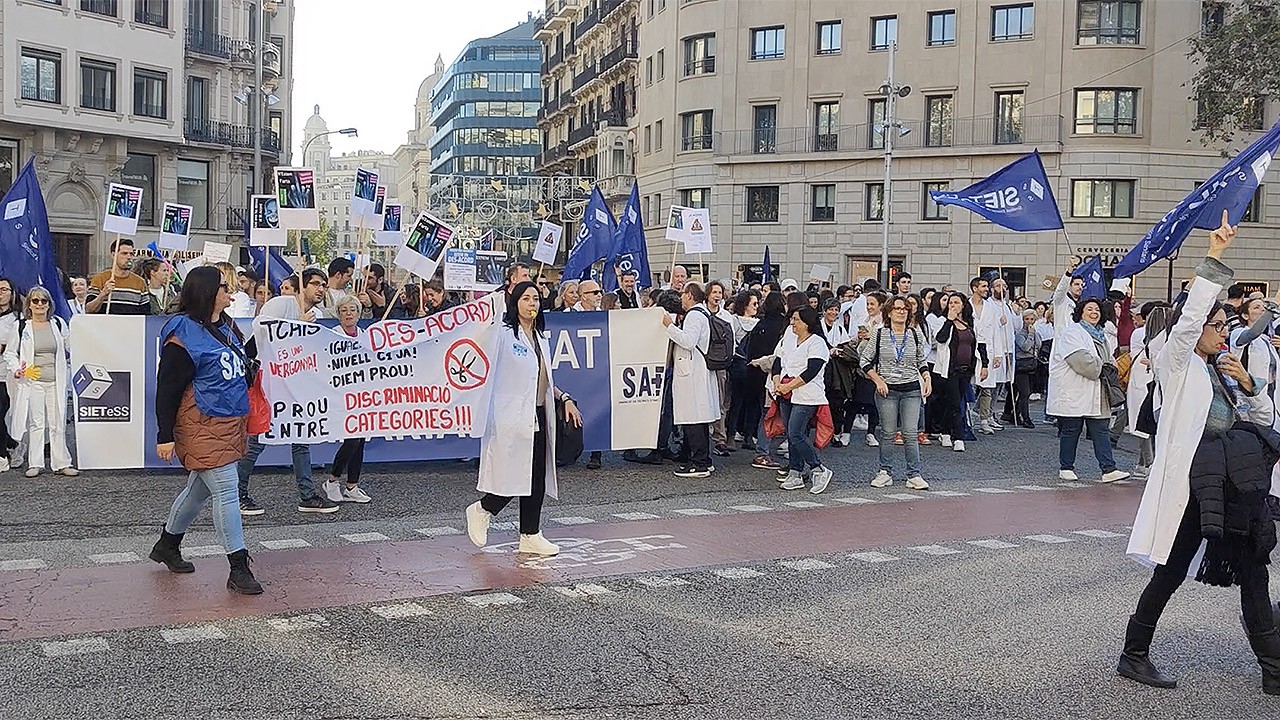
[990,278,1019,425]
[971,275,1003,433]
[661,282,720,478]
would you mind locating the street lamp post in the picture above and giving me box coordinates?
[878,41,910,289]
[301,127,359,169]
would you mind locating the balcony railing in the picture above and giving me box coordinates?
[572,62,598,93]
[599,39,639,75]
[713,114,1063,157]
[576,7,600,36]
[537,93,564,122]
[601,0,631,22]
[184,118,281,154]
[542,48,564,74]
[568,122,596,147]
[226,206,248,232]
[185,28,233,60]
[681,133,713,152]
[539,141,571,168]
[683,57,715,76]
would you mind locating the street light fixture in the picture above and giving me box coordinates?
[301,127,360,168]
[878,40,910,289]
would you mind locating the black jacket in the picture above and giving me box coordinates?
[1188,421,1280,586]
[615,289,640,309]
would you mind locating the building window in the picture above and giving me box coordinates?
[871,16,897,50]
[992,3,1035,41]
[1071,179,1135,218]
[0,139,18,195]
[186,76,207,121]
[1077,0,1142,45]
[680,188,709,209]
[922,182,949,221]
[80,0,117,17]
[746,186,780,222]
[753,104,777,154]
[928,10,957,46]
[1242,96,1267,131]
[926,95,953,146]
[750,26,785,60]
[680,110,713,150]
[811,184,835,222]
[644,124,652,154]
[1202,1,1226,35]
[865,183,885,221]
[656,49,665,80]
[79,59,116,112]
[816,21,841,55]
[20,49,61,104]
[1074,88,1138,134]
[122,153,155,225]
[1243,185,1264,223]
[868,98,887,149]
[133,68,167,118]
[177,159,210,228]
[645,56,653,85]
[995,90,1025,143]
[814,101,839,151]
[134,0,167,27]
[655,119,664,151]
[683,33,716,75]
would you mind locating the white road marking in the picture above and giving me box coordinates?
[910,545,964,556]
[1057,482,1090,489]
[968,539,1020,550]
[267,614,331,633]
[551,516,596,525]
[973,487,1016,494]
[0,558,47,571]
[260,539,311,550]
[784,501,825,509]
[88,552,141,564]
[780,558,835,571]
[1015,485,1053,491]
[712,567,764,579]
[340,532,390,543]
[728,504,773,512]
[370,603,431,619]
[160,625,227,644]
[929,491,970,497]
[415,526,462,537]
[672,508,718,516]
[832,496,877,505]
[884,493,926,501]
[1072,529,1126,539]
[849,551,900,563]
[463,592,525,607]
[550,583,614,598]
[1025,534,1075,544]
[613,512,660,521]
[41,638,108,657]
[634,576,690,587]
[183,545,226,558]
[491,521,518,531]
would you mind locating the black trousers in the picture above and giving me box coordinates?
[331,438,366,485]
[1013,368,1034,422]
[934,371,973,437]
[1133,495,1276,634]
[678,422,711,468]
[481,406,548,534]
[0,383,13,451]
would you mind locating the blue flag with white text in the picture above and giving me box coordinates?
[562,186,616,282]
[246,247,296,295]
[763,246,773,283]
[1072,256,1106,301]
[0,160,71,319]
[930,151,1064,232]
[603,183,650,291]
[1115,121,1280,278]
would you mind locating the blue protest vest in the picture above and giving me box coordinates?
[161,315,250,418]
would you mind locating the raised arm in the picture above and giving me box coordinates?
[1158,212,1235,380]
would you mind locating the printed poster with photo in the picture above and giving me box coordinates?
[444,248,508,292]
[157,202,193,250]
[351,168,379,218]
[274,167,319,229]
[366,185,387,224]
[532,220,563,265]
[374,203,403,246]
[250,194,287,247]
[103,183,144,235]
[664,204,691,245]
[393,211,454,279]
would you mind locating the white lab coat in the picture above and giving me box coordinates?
[1125,326,1163,437]
[666,305,720,425]
[974,299,1000,388]
[477,327,559,500]
[3,317,70,440]
[1230,325,1280,430]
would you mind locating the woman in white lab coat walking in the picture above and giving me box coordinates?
[3,286,76,478]
[1121,213,1279,696]
[466,282,582,557]
[662,282,721,478]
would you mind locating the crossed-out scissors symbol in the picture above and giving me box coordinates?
[450,350,479,384]
[444,339,490,391]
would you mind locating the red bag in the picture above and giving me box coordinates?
[247,374,271,435]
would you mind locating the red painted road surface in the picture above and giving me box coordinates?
[0,485,1142,642]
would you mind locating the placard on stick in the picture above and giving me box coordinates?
[274,167,319,229]
[103,183,143,235]
[250,194,287,247]
[532,220,563,265]
[158,202,192,250]
[393,211,454,279]
[375,203,403,246]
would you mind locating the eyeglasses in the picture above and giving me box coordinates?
[1205,320,1228,332]
[306,280,326,289]
[28,297,49,305]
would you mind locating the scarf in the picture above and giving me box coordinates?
[1080,321,1107,349]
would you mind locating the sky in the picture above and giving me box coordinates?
[290,0,543,157]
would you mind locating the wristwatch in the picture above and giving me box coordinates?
[561,393,575,405]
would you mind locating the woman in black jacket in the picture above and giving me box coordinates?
[747,291,787,470]
[932,294,988,453]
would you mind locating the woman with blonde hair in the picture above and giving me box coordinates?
[555,280,580,312]
[3,286,76,477]
[213,262,254,318]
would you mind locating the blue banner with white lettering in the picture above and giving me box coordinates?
[603,183,651,292]
[0,160,71,319]
[1115,120,1280,278]
[562,186,617,282]
[1072,256,1107,301]
[929,151,1064,232]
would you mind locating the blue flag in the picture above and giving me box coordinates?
[562,186,616,282]
[1115,121,1280,278]
[930,151,1064,232]
[0,160,71,319]
[602,183,650,292]
[762,246,773,283]
[246,247,296,295]
[1072,256,1106,301]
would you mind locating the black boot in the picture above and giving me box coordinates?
[1117,615,1177,689]
[1248,629,1280,696]
[226,549,263,595]
[149,529,195,573]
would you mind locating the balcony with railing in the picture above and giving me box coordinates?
[601,0,633,22]
[539,140,571,168]
[185,28,233,60]
[599,39,639,75]
[683,57,715,76]
[576,6,600,36]
[568,122,596,147]
[541,47,564,74]
[226,206,248,232]
[713,115,1062,157]
[537,93,563,122]
[184,118,281,155]
[572,62,599,93]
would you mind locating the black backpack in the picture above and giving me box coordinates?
[692,307,734,371]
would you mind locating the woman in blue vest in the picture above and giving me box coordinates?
[150,266,261,595]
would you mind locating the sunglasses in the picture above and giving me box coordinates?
[583,289,603,295]
[29,297,49,305]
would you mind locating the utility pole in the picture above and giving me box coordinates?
[878,40,910,290]
[252,0,264,195]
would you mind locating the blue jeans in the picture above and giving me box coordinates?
[237,435,317,501]
[875,388,922,477]
[779,399,821,473]
[1058,416,1115,472]
[165,462,246,553]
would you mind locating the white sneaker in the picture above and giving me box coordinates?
[465,502,490,547]
[0,456,8,472]
[341,485,372,503]
[990,419,1005,430]
[1030,393,1042,401]
[1100,470,1131,484]
[952,440,966,452]
[906,475,930,490]
[838,432,852,446]
[55,467,79,477]
[779,441,789,454]
[977,422,995,435]
[851,415,869,431]
[866,434,880,448]
[1059,469,1079,481]
[940,434,953,448]
[322,479,344,503]
[24,467,39,478]
[809,466,834,494]
[871,470,893,488]
[518,532,559,556]
[779,470,805,491]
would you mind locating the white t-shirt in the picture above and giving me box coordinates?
[227,291,255,318]
[777,333,829,405]
[257,295,330,321]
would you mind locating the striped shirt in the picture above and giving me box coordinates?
[859,325,928,387]
[87,270,150,315]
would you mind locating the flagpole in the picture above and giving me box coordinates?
[380,283,401,321]
[293,229,304,312]
[106,232,118,314]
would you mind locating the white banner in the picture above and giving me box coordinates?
[254,295,501,444]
